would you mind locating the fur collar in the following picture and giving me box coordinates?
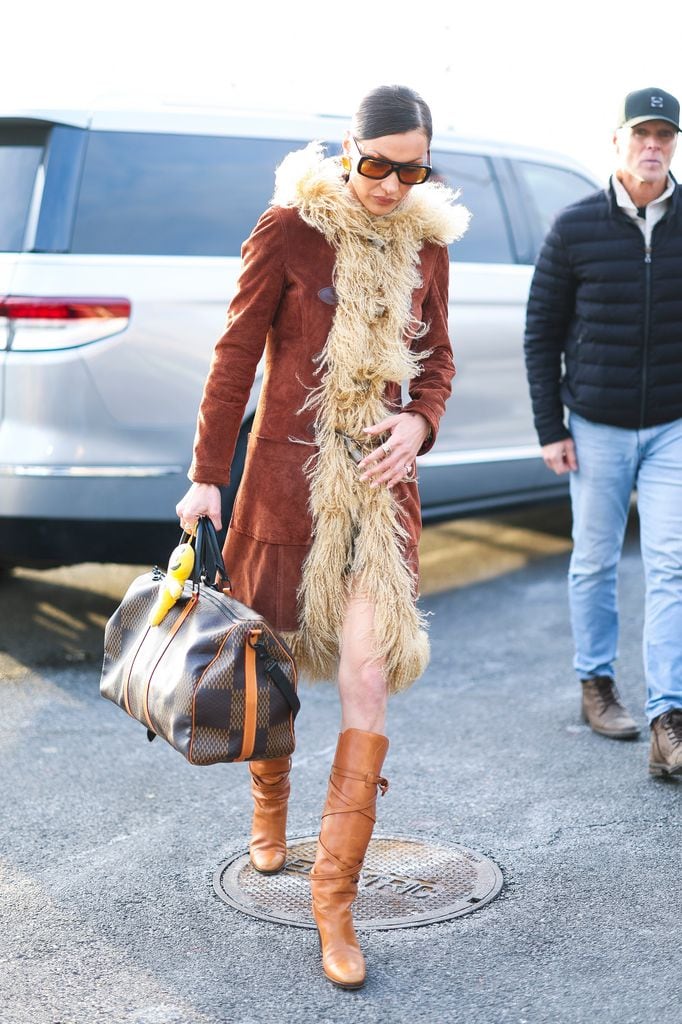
[272,142,470,250]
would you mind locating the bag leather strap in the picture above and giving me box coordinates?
[190,517,300,719]
[250,636,301,718]
[146,638,300,742]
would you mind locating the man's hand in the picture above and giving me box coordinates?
[542,438,578,475]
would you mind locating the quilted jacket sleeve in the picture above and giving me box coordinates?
[189,208,287,485]
[524,218,577,446]
[403,244,455,455]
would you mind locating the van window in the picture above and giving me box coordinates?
[70,132,307,257]
[0,124,46,252]
[431,151,513,264]
[514,160,598,237]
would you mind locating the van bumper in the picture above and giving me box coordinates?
[0,469,188,566]
[0,516,183,568]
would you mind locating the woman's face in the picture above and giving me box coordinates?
[342,129,430,216]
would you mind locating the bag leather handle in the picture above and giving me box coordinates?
[191,516,231,592]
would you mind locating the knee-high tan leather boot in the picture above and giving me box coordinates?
[310,728,389,989]
[248,756,291,874]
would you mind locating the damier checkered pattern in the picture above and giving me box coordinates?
[101,569,297,765]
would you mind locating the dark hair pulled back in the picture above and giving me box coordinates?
[352,84,433,145]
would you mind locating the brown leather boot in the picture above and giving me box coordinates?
[248,756,291,874]
[649,709,682,777]
[581,676,640,739]
[310,728,389,990]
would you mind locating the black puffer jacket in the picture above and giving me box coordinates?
[524,180,682,445]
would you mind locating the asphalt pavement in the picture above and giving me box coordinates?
[0,503,679,1024]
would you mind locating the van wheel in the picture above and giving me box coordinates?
[216,419,251,548]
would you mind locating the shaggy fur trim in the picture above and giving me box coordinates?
[275,144,469,693]
[273,142,470,249]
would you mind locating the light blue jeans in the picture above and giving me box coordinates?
[568,412,682,723]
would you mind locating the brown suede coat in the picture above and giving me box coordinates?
[190,204,455,632]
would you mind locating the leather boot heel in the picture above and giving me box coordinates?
[310,729,389,989]
[248,756,291,874]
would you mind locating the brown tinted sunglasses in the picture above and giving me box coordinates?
[352,136,432,185]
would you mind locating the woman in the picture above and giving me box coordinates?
[176,84,469,988]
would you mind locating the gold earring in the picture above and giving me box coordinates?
[341,155,351,173]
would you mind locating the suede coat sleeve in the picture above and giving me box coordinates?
[189,208,287,485]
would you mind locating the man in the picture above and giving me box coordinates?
[524,87,682,777]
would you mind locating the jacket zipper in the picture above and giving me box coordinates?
[641,245,652,428]
[615,203,662,430]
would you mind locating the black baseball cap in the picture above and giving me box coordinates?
[617,87,680,131]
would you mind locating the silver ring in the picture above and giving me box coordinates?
[381,441,392,456]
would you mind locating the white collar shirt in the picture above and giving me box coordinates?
[611,173,675,248]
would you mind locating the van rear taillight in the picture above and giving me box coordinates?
[0,296,131,351]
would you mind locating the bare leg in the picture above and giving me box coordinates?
[310,591,390,988]
[337,592,388,733]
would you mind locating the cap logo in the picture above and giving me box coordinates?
[650,96,664,108]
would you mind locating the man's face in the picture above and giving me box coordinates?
[614,120,678,186]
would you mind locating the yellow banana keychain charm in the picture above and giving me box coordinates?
[148,540,195,626]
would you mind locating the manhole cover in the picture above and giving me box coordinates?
[213,834,503,929]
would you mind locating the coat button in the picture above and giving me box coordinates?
[317,286,337,305]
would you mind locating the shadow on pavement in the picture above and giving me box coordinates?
[0,563,144,676]
[0,499,640,673]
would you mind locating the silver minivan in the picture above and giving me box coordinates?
[0,108,600,567]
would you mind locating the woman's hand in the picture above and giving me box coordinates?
[175,482,223,532]
[358,412,430,489]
